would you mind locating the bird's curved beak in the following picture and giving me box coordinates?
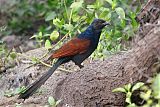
[103,22,110,26]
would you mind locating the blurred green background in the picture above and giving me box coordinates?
[0,0,147,59]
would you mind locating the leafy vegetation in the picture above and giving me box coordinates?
[4,86,26,97]
[1,0,141,59]
[0,43,18,71]
[113,74,160,107]
[45,96,61,107]
[1,0,60,35]
[45,0,141,58]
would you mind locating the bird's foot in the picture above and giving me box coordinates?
[78,64,84,68]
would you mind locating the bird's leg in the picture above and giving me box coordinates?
[73,61,84,68]
[78,64,84,68]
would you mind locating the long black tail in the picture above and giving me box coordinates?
[18,58,66,99]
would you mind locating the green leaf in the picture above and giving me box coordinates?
[129,12,136,19]
[10,52,17,59]
[87,5,96,9]
[126,92,132,98]
[45,40,52,50]
[53,18,63,29]
[152,74,160,99]
[120,19,126,28]
[99,7,110,19]
[14,86,26,94]
[31,57,39,63]
[63,24,74,31]
[48,96,56,106]
[106,12,112,20]
[126,103,137,107]
[112,0,117,9]
[72,14,80,22]
[131,82,144,92]
[70,1,83,11]
[100,7,110,12]
[115,7,125,19]
[125,97,131,104]
[44,34,50,37]
[4,90,14,97]
[18,86,27,94]
[38,32,43,39]
[14,87,21,94]
[15,103,22,107]
[105,0,113,6]
[55,100,61,106]
[50,31,59,41]
[131,18,139,29]
[112,87,126,93]
[45,12,56,21]
[124,83,131,91]
[30,34,37,39]
[140,90,151,100]
[126,92,132,104]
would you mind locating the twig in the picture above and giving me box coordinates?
[39,60,52,67]
[58,67,72,72]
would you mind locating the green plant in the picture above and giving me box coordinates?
[113,82,144,106]
[140,74,160,107]
[46,96,61,107]
[113,74,160,107]
[0,41,19,73]
[4,86,26,97]
[2,0,141,58]
[0,42,18,64]
[31,0,140,59]
[15,103,22,107]
[1,0,65,35]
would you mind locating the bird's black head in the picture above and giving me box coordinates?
[91,19,110,30]
[78,18,110,39]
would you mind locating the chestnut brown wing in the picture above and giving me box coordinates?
[50,38,90,58]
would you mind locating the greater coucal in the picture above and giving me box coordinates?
[18,19,110,99]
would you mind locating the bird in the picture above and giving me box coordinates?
[18,18,110,99]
